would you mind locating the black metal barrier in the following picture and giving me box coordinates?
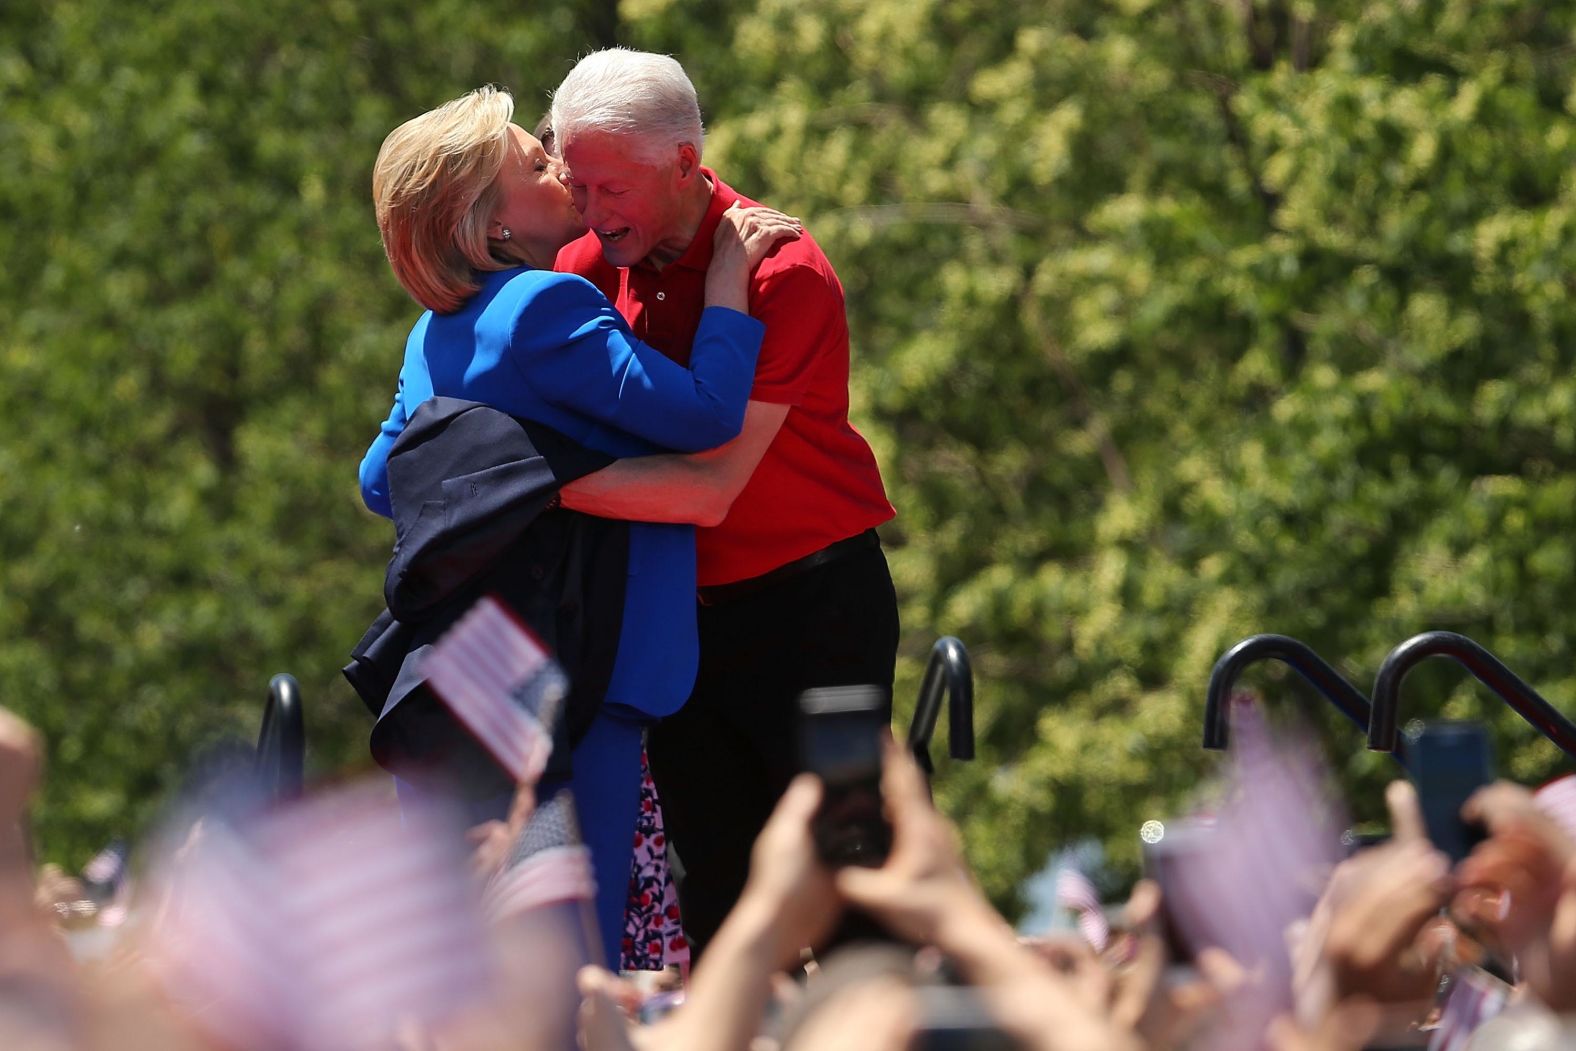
[255,673,305,800]
[1367,631,1576,761]
[1203,634,1374,751]
[908,636,976,775]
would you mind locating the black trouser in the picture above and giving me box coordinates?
[648,538,900,959]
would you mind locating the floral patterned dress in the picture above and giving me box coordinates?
[620,749,690,971]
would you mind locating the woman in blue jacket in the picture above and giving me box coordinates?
[358,86,798,965]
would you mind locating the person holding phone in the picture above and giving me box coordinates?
[576,743,1148,1051]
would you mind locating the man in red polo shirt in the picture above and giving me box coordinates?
[550,48,899,956]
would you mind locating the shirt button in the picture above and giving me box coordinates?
[656,292,666,301]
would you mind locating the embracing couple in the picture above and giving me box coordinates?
[353,49,899,969]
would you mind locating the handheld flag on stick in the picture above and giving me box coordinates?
[421,596,568,786]
[151,781,491,1051]
[1162,698,1346,1050]
[1055,867,1110,953]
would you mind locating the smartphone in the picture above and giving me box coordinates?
[910,987,1016,1051]
[1139,819,1217,966]
[798,684,892,868]
[1407,720,1493,864]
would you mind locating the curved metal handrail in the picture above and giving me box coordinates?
[255,673,305,800]
[1367,631,1576,760]
[1204,634,1374,750]
[908,636,975,775]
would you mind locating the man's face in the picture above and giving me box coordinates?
[560,131,691,269]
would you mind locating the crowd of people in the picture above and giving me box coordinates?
[9,699,1576,1051]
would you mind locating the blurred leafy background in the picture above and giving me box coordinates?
[5,0,1576,916]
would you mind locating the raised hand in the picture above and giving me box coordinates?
[839,742,1145,1051]
[1296,780,1454,1013]
[0,708,42,826]
[466,781,536,884]
[833,739,983,949]
[737,773,841,967]
[1111,880,1244,1048]
[1457,780,1576,1011]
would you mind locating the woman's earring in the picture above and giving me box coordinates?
[500,227,512,241]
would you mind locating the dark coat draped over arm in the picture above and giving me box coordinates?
[343,398,627,801]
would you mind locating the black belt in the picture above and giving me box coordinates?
[696,529,881,606]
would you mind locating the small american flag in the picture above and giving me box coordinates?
[1163,697,1345,1050]
[485,788,596,923]
[1428,967,1510,1051]
[1055,867,1109,952]
[151,821,306,1051]
[421,596,568,785]
[151,781,492,1051]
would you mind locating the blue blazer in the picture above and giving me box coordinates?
[360,267,764,716]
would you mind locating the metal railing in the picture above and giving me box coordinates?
[255,673,305,800]
[908,636,975,775]
[1367,631,1576,761]
[1203,634,1374,751]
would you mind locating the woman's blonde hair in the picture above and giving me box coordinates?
[372,86,526,313]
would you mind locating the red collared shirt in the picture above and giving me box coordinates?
[557,169,894,586]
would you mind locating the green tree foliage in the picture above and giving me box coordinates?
[0,0,619,864]
[5,0,1576,918]
[692,0,1576,909]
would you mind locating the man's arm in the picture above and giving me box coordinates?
[557,400,788,527]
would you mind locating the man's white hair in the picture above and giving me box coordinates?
[549,48,704,166]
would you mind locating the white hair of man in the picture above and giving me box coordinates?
[549,48,705,167]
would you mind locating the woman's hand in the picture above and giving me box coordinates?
[704,202,802,313]
[713,200,802,269]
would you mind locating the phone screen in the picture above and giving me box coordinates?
[801,707,885,783]
[1139,821,1216,966]
[910,987,1017,1051]
[798,685,891,867]
[1408,720,1493,864]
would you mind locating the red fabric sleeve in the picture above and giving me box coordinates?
[747,259,846,405]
